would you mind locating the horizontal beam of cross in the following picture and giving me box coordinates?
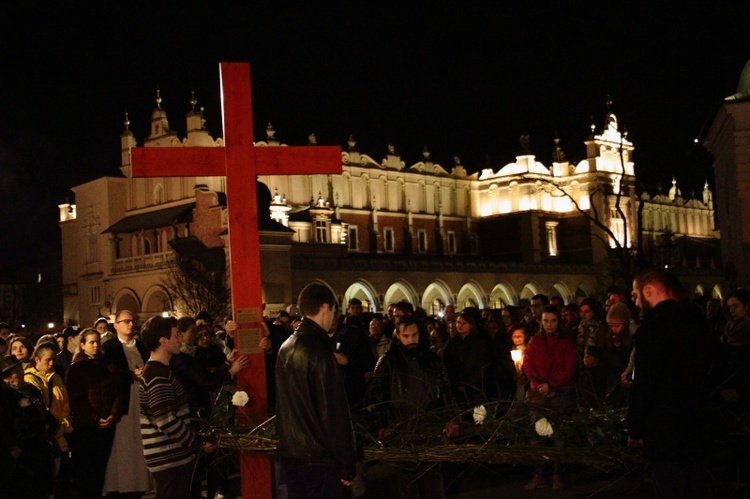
[131,145,341,177]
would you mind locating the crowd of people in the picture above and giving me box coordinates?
[264,273,749,498]
[1,268,749,497]
[0,310,247,498]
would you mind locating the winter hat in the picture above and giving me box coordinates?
[606,302,631,324]
[1,356,22,376]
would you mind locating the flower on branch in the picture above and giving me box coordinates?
[535,417,554,437]
[473,405,487,425]
[232,391,249,407]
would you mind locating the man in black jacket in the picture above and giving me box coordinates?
[370,315,458,499]
[275,283,357,498]
[627,268,713,498]
[101,310,149,415]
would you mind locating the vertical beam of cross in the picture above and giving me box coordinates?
[130,62,341,499]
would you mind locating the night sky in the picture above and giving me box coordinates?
[1,2,748,281]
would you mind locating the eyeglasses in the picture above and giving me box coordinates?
[116,319,136,325]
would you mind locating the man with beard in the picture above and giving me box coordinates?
[626,268,713,498]
[370,315,458,498]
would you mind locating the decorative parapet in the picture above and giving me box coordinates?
[113,251,175,274]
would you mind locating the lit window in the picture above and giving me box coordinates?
[545,221,559,256]
[609,208,628,248]
[315,219,329,243]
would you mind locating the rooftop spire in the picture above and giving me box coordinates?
[552,135,566,162]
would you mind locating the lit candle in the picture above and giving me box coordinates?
[510,349,523,362]
[511,348,523,375]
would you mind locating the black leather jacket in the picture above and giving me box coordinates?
[275,318,356,474]
[370,343,456,429]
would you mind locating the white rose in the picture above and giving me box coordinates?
[535,417,554,437]
[473,405,487,425]
[231,391,249,407]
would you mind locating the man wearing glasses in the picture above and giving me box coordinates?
[103,311,150,393]
[101,310,153,495]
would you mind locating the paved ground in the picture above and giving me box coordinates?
[108,450,750,498]
[444,463,653,498]
[363,461,750,498]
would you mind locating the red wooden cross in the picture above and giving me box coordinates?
[130,62,341,499]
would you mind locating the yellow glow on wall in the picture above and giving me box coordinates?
[553,196,573,213]
[579,195,590,210]
[519,196,530,211]
[541,195,552,211]
[498,199,511,214]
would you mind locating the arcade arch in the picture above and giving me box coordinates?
[296,279,341,310]
[490,282,517,308]
[520,281,544,301]
[457,281,486,310]
[113,288,141,315]
[344,279,381,313]
[551,281,572,305]
[421,280,453,316]
[383,280,419,310]
[142,285,174,318]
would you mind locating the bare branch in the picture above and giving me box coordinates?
[539,180,623,251]
[162,258,230,322]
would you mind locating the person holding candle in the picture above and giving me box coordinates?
[509,324,529,404]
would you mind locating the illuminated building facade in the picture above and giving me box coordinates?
[705,58,750,288]
[59,95,722,326]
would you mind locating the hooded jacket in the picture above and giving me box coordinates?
[24,366,72,452]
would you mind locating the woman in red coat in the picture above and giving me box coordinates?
[66,328,122,499]
[522,305,577,491]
